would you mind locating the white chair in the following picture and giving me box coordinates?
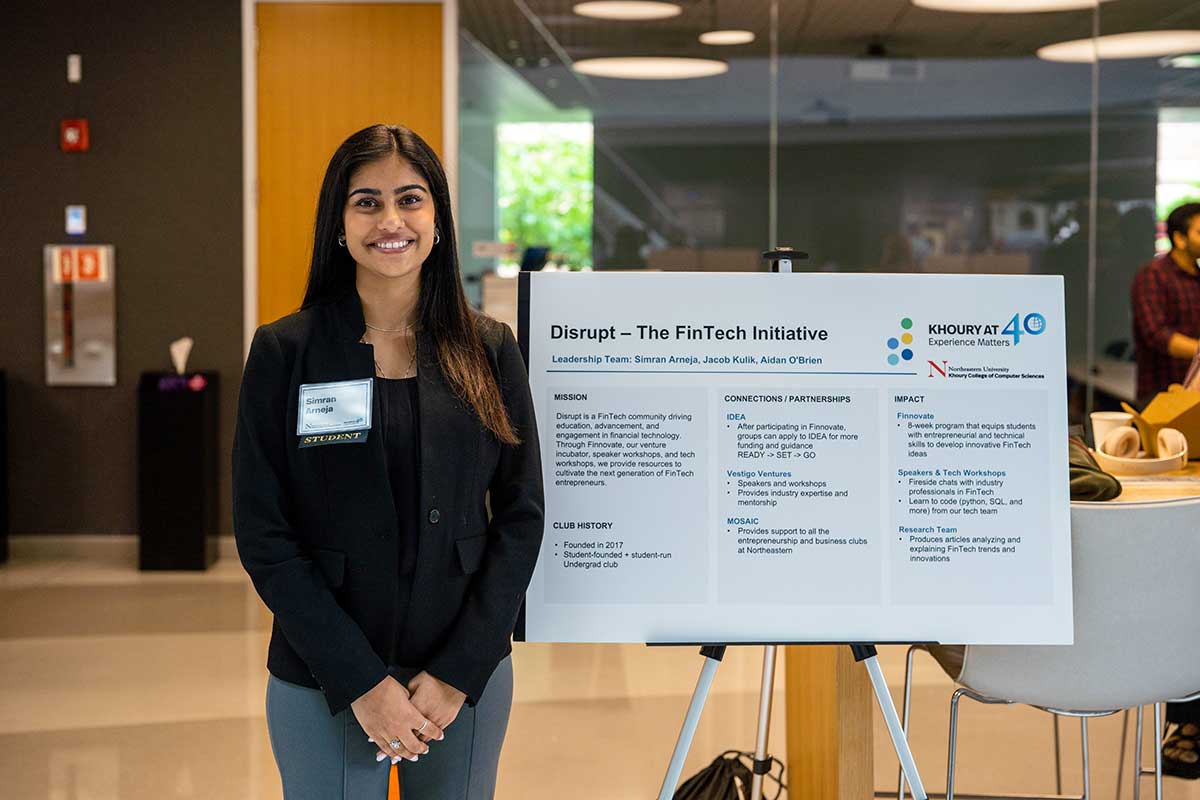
[897,497,1200,800]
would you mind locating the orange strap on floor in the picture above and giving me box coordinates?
[388,763,400,799]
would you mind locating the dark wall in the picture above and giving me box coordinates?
[1,1,242,534]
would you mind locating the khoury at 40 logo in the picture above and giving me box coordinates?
[1011,312,1047,342]
[886,317,915,366]
[928,311,1049,378]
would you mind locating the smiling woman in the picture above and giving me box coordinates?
[233,124,545,799]
[312,132,435,384]
[340,156,438,380]
[303,125,521,442]
[345,173,436,269]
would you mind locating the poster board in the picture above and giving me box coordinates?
[518,272,1072,646]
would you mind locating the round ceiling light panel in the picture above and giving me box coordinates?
[699,29,756,46]
[1038,30,1200,62]
[573,57,729,79]
[912,0,1112,11]
[573,2,682,20]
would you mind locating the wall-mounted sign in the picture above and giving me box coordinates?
[61,119,89,152]
[65,205,87,235]
[44,245,116,386]
[50,245,109,284]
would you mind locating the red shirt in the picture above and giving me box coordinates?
[1131,253,1200,401]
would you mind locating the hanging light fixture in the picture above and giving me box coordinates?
[698,1,755,46]
[573,57,729,79]
[1038,30,1200,63]
[912,0,1112,11]
[699,29,755,45]
[573,1,682,20]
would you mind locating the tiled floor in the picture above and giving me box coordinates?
[1,538,1197,799]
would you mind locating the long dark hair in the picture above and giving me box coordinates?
[302,124,519,445]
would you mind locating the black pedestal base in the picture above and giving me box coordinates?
[138,372,219,571]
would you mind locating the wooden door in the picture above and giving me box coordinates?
[256,2,444,325]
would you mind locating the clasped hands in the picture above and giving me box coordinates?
[351,671,467,764]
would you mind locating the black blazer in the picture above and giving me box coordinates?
[232,290,544,714]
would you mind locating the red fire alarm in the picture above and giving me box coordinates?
[61,119,89,152]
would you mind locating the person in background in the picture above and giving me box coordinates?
[1131,202,1200,406]
[1131,202,1200,779]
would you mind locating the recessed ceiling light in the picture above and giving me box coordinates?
[573,1,682,20]
[912,0,1112,11]
[699,29,756,46]
[573,57,729,79]
[1038,30,1200,62]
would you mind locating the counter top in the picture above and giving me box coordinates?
[1109,461,1200,503]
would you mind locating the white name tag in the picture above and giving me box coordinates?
[297,379,372,447]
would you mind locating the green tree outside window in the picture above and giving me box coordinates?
[497,123,593,269]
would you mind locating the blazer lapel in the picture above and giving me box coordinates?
[415,331,447,531]
[315,292,397,535]
[414,331,481,572]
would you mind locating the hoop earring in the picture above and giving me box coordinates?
[337,232,346,247]
[433,228,441,246]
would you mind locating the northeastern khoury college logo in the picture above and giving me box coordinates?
[885,317,915,366]
[926,311,1049,379]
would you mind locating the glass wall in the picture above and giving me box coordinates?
[1093,3,1200,418]
[459,0,1200,423]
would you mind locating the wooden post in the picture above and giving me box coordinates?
[785,645,874,800]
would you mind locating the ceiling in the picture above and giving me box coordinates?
[462,0,1200,63]
[460,1,1200,127]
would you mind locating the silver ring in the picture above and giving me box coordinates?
[389,738,402,750]
[416,721,428,734]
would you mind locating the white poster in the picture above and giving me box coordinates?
[520,272,1072,646]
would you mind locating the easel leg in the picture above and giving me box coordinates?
[658,646,726,800]
[1154,703,1163,800]
[750,645,779,799]
[852,645,929,800]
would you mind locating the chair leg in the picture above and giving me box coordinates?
[1116,709,1129,800]
[1135,705,1144,800]
[1054,713,1063,795]
[1080,716,1091,800]
[1154,703,1163,800]
[898,646,916,800]
[947,688,965,800]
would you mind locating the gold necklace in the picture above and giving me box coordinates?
[364,321,415,334]
[360,335,417,379]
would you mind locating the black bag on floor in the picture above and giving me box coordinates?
[673,750,785,800]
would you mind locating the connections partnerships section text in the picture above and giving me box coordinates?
[523,272,1071,646]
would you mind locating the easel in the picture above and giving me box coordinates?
[656,643,928,800]
[656,248,930,800]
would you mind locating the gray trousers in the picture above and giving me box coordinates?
[265,657,513,799]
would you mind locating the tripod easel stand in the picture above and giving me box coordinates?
[656,643,929,800]
[656,249,929,800]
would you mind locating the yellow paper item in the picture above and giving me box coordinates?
[1122,384,1200,458]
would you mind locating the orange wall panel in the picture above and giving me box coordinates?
[256,3,443,325]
